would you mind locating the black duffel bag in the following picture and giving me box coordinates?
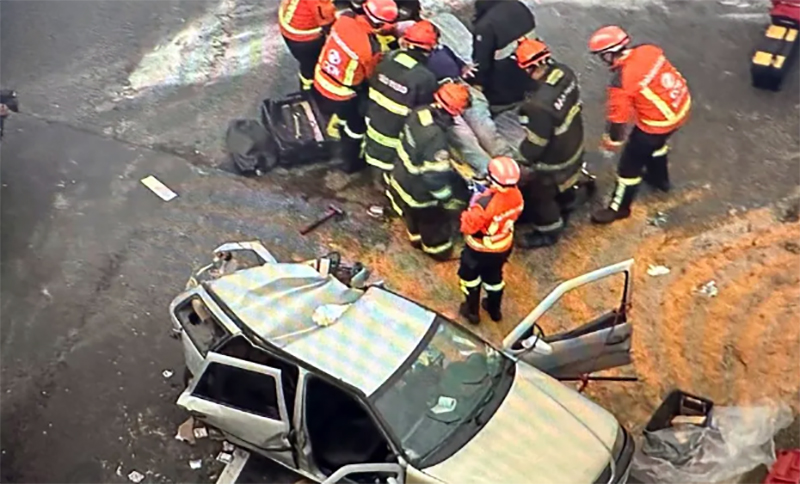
[225,119,278,176]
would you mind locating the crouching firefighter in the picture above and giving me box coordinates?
[513,38,587,249]
[313,0,399,173]
[365,20,440,186]
[588,26,691,224]
[386,82,472,261]
[458,156,524,325]
[279,0,337,91]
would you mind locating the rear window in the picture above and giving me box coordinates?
[174,297,229,354]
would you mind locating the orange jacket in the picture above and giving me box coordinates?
[313,15,383,101]
[607,44,691,135]
[461,186,524,253]
[279,0,336,43]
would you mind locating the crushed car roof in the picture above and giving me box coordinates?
[206,264,435,395]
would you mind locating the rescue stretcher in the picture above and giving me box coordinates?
[751,0,800,91]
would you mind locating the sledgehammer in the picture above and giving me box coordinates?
[300,204,345,235]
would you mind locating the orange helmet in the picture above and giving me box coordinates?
[364,0,398,26]
[402,20,439,51]
[488,156,521,187]
[515,38,552,70]
[588,26,630,55]
[434,82,470,116]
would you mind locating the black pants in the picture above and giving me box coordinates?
[283,35,326,91]
[519,175,564,236]
[457,245,511,316]
[387,184,455,260]
[314,90,368,173]
[618,126,672,182]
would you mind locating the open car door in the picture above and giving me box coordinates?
[502,259,634,379]
[177,352,293,454]
[321,463,406,484]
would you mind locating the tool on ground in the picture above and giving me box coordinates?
[300,205,345,235]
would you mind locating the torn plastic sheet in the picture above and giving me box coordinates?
[631,400,793,484]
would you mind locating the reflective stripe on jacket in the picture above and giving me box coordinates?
[279,0,336,42]
[313,14,381,101]
[461,186,524,253]
[607,44,691,135]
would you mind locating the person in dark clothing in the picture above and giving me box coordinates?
[513,38,589,249]
[365,20,440,184]
[471,0,537,110]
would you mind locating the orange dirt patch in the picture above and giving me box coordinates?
[344,204,799,432]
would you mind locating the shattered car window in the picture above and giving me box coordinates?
[372,318,512,463]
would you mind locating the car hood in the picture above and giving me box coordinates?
[422,363,619,484]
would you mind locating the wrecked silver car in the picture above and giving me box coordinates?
[169,241,635,484]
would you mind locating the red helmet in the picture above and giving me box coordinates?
[434,82,470,116]
[588,26,630,55]
[515,38,551,70]
[364,0,398,26]
[488,156,521,187]
[402,20,439,51]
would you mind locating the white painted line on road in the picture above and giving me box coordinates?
[140,175,178,202]
[216,448,250,484]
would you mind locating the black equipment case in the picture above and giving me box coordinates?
[751,19,799,91]
[259,92,337,169]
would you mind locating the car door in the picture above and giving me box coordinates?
[320,463,406,484]
[177,352,293,455]
[502,259,634,379]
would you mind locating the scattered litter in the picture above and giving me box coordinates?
[222,441,235,453]
[193,427,208,440]
[697,280,719,298]
[127,470,145,483]
[216,452,233,464]
[647,265,671,277]
[367,205,385,218]
[175,417,196,444]
[41,287,52,299]
[702,183,712,189]
[162,369,173,379]
[189,459,203,470]
[140,175,178,202]
[116,465,123,476]
[647,211,668,227]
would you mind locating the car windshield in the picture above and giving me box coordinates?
[372,317,510,462]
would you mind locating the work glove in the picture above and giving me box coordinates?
[600,133,624,153]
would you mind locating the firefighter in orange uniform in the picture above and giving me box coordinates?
[458,156,524,325]
[313,0,399,173]
[588,26,691,224]
[279,0,337,91]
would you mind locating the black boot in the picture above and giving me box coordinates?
[459,287,481,325]
[481,290,503,322]
[340,129,367,174]
[518,230,561,249]
[644,154,671,192]
[591,181,640,225]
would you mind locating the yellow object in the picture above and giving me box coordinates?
[773,55,786,69]
[752,51,773,66]
[326,114,342,139]
[787,29,798,42]
[766,24,787,40]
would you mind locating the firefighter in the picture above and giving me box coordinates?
[588,26,691,224]
[313,0,399,173]
[513,38,586,249]
[458,156,524,325]
[365,20,440,185]
[279,0,337,91]
[386,82,472,261]
[471,0,537,111]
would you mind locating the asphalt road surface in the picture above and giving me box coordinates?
[1,0,798,482]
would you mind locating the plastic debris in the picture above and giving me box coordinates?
[162,369,173,379]
[647,211,668,227]
[697,280,719,298]
[647,265,671,277]
[216,452,233,464]
[189,459,202,470]
[140,175,178,202]
[127,470,145,483]
[222,441,235,453]
[175,417,196,444]
[193,427,208,439]
[367,205,385,218]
